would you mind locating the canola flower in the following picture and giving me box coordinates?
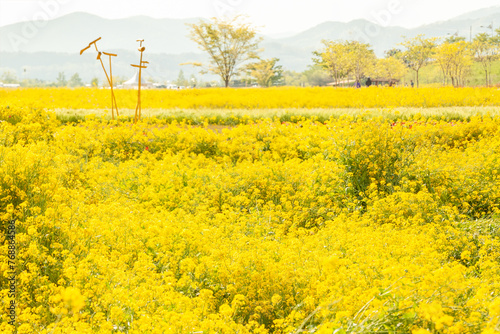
[1,86,500,110]
[0,102,500,333]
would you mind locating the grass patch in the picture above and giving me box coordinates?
[54,106,500,125]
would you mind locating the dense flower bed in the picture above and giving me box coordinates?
[0,104,500,333]
[1,86,500,110]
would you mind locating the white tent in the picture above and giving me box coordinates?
[122,70,152,89]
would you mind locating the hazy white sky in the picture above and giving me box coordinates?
[0,0,499,34]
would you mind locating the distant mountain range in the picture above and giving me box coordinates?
[1,8,500,82]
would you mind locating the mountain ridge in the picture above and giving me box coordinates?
[1,9,499,81]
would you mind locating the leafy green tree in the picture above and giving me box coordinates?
[435,40,473,87]
[245,58,283,87]
[400,35,436,87]
[188,16,262,87]
[314,40,375,86]
[91,77,99,87]
[384,48,403,59]
[20,78,47,87]
[473,33,498,86]
[1,71,18,84]
[372,57,408,82]
[176,70,189,87]
[68,73,84,87]
[56,72,67,87]
[444,34,466,44]
[283,70,306,86]
[344,41,377,83]
[303,65,331,87]
[490,27,500,45]
[313,40,349,86]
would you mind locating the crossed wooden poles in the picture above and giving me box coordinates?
[80,38,149,123]
[131,39,148,124]
[80,37,119,119]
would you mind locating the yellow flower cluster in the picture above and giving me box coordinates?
[1,86,500,109]
[1,104,500,333]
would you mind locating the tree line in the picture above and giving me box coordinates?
[0,71,99,88]
[188,16,500,88]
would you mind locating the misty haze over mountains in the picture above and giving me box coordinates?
[1,7,500,83]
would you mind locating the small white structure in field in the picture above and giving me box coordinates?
[123,70,152,89]
[1,83,21,88]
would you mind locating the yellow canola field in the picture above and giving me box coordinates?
[1,86,500,109]
[1,104,500,333]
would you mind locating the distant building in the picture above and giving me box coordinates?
[327,79,356,87]
[0,82,21,88]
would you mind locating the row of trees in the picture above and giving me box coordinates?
[0,71,93,87]
[312,40,407,86]
[396,32,500,87]
[188,16,500,88]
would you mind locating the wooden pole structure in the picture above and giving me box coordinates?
[80,37,119,119]
[131,39,148,123]
[103,52,119,118]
